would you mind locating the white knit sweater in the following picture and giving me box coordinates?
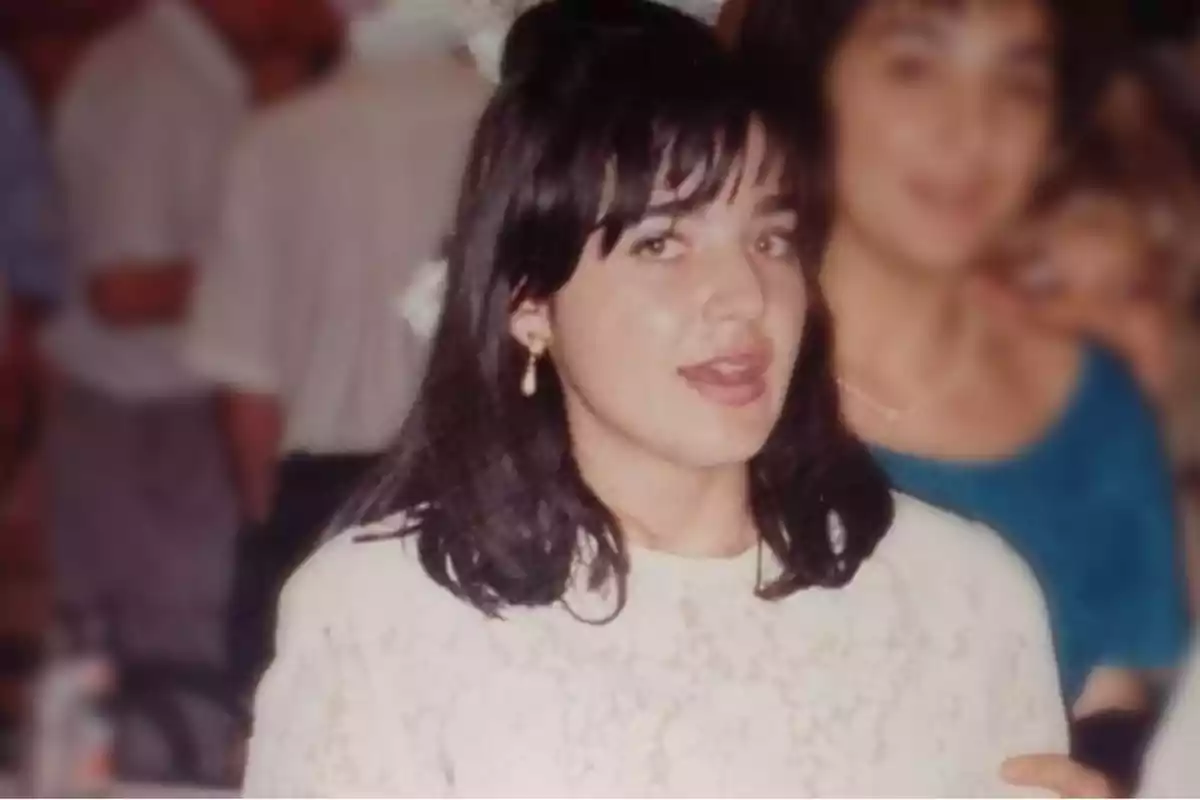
[244,494,1066,797]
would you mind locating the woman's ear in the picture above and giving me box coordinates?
[510,297,553,354]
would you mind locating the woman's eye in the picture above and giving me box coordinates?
[630,234,686,261]
[754,231,797,260]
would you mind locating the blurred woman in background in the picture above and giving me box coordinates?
[737,0,1190,791]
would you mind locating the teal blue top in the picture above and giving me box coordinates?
[872,345,1190,703]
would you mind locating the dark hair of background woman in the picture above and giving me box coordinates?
[348,0,894,618]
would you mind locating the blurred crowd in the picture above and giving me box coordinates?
[0,0,1197,793]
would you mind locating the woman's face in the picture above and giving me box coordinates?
[512,125,809,472]
[827,0,1056,274]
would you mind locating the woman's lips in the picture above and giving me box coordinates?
[677,351,770,408]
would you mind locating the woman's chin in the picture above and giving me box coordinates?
[672,419,779,469]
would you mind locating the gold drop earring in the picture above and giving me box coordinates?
[521,345,543,398]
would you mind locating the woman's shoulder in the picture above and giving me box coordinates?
[992,319,1086,403]
[996,324,1161,456]
[1002,322,1148,416]
[885,492,1021,560]
[278,513,483,645]
[877,494,1047,629]
[291,513,422,590]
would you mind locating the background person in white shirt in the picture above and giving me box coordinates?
[186,0,505,711]
[41,0,303,785]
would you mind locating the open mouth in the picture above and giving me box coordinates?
[677,349,772,408]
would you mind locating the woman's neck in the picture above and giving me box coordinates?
[823,221,977,388]
[569,416,756,559]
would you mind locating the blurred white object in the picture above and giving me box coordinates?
[346,0,723,79]
[21,615,115,798]
[659,0,723,22]
[342,0,539,67]
[398,258,450,341]
[465,22,508,82]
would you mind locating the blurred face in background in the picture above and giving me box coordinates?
[826,0,1057,276]
[1000,200,1174,401]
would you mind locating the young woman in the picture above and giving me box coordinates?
[737,0,1190,789]
[243,1,1070,795]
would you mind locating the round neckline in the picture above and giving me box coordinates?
[869,342,1099,471]
[625,539,764,586]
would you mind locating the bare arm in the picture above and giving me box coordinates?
[218,390,283,525]
[1073,668,1150,719]
[87,260,193,327]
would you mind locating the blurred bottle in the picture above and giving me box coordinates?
[20,608,115,797]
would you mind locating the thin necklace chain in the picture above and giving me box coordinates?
[836,342,975,425]
[835,377,908,423]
